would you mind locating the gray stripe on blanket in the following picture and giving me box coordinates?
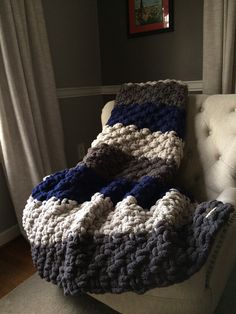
[116,81,188,107]
[83,143,178,181]
[30,200,233,295]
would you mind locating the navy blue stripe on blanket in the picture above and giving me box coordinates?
[107,102,186,139]
[32,163,170,208]
[101,176,169,209]
[32,164,108,203]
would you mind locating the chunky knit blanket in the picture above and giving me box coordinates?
[23,80,234,295]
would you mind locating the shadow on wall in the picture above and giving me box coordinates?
[59,96,104,167]
[0,163,17,233]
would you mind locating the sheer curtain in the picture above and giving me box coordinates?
[203,0,236,94]
[0,0,67,233]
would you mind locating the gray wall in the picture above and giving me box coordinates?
[43,0,102,88]
[97,0,203,84]
[42,0,103,167]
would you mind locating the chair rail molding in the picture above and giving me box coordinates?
[56,80,203,99]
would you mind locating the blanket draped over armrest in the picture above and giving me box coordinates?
[23,80,234,295]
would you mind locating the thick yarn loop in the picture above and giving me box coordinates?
[23,80,234,295]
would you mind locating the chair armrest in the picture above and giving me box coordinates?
[101,100,115,127]
[205,187,236,304]
[217,187,236,208]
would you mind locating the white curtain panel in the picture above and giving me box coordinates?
[0,0,67,233]
[203,0,236,94]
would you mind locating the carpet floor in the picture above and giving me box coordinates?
[0,274,118,314]
[0,266,236,314]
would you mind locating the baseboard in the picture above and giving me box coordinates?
[0,224,20,247]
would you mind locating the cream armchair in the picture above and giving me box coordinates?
[90,94,236,314]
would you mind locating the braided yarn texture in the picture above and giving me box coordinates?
[22,80,234,295]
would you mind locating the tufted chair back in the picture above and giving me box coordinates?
[101,94,236,202]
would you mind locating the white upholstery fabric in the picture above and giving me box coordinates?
[90,95,236,314]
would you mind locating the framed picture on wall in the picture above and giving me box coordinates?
[128,0,174,36]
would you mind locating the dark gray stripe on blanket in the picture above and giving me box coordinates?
[116,81,188,107]
[119,157,177,182]
[83,143,177,181]
[30,200,233,295]
[83,143,132,179]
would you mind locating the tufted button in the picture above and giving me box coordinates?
[199,106,204,113]
[216,154,222,161]
[208,129,212,136]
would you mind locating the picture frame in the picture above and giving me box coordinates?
[128,0,174,36]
